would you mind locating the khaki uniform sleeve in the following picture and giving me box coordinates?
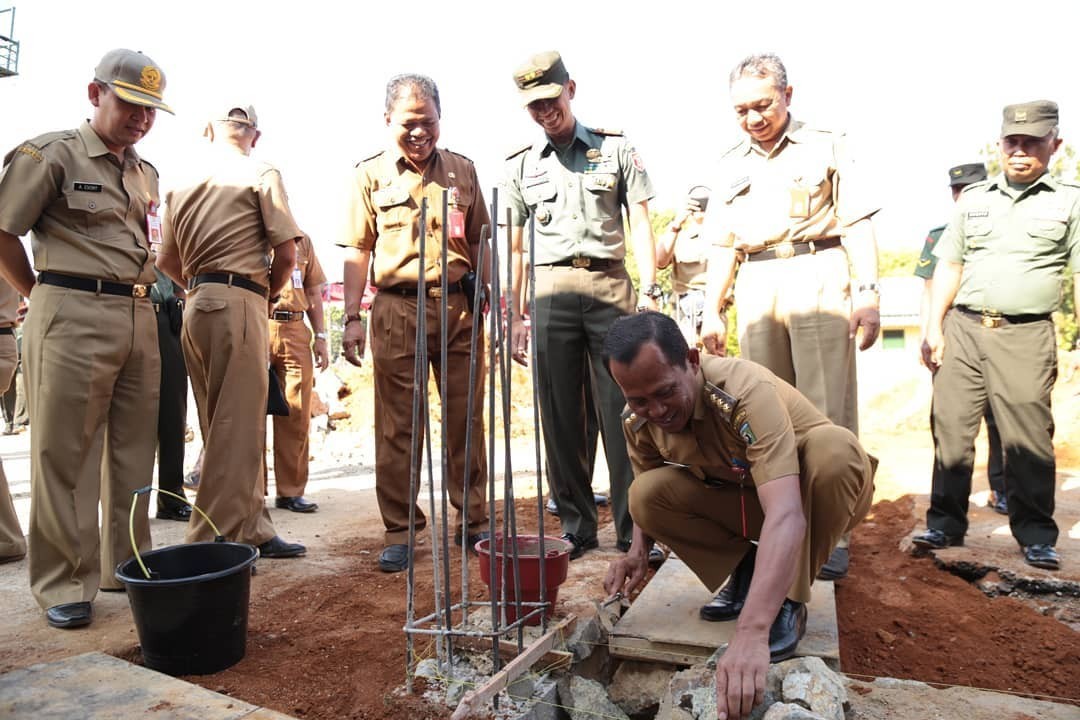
[257,167,302,249]
[623,420,664,477]
[0,143,61,237]
[338,164,378,251]
[832,133,878,227]
[618,138,655,206]
[464,161,490,248]
[738,380,801,485]
[933,202,968,265]
[303,238,327,288]
[160,191,178,256]
[1066,189,1080,274]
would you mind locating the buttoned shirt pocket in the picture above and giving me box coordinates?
[521,179,557,208]
[64,189,121,238]
[1027,217,1067,242]
[964,211,993,244]
[372,186,411,234]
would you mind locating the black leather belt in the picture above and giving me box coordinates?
[38,271,150,298]
[539,257,623,270]
[271,310,305,321]
[189,273,268,298]
[954,305,1051,328]
[0,328,13,336]
[744,237,842,262]
[382,283,462,298]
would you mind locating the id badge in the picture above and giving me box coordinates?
[291,267,303,289]
[146,203,163,252]
[789,187,810,219]
[448,208,466,240]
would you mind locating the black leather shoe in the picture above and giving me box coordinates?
[700,546,756,622]
[593,493,608,507]
[768,599,807,662]
[647,545,666,567]
[561,533,598,560]
[816,546,849,580]
[275,496,319,513]
[379,543,409,572]
[258,536,306,559]
[911,528,964,550]
[155,504,192,522]
[989,493,1008,516]
[182,471,200,490]
[1023,544,1060,570]
[454,530,491,552]
[46,601,92,629]
[545,497,559,516]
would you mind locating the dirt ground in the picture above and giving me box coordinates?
[1,355,1079,718]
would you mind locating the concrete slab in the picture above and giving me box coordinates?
[609,556,839,669]
[0,652,296,720]
[904,471,1080,591]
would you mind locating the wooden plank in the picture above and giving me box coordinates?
[0,651,296,719]
[453,636,573,673]
[450,614,576,720]
[609,556,839,667]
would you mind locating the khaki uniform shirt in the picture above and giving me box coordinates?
[161,145,301,282]
[337,147,489,288]
[0,122,159,284]
[623,356,831,488]
[504,122,654,264]
[934,173,1080,315]
[671,222,709,295]
[0,280,18,327]
[704,118,877,253]
[276,234,327,313]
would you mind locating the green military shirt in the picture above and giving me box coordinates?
[914,225,945,280]
[504,122,654,265]
[622,356,831,488]
[934,172,1080,314]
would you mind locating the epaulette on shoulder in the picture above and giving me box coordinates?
[141,158,159,176]
[591,127,624,137]
[621,406,647,432]
[505,143,531,161]
[443,148,475,164]
[719,139,745,160]
[704,381,738,422]
[355,150,385,168]
[7,130,75,164]
[958,180,989,195]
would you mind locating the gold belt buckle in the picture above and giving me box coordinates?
[981,312,1002,329]
[427,286,443,298]
[774,242,795,260]
[571,256,592,269]
[132,285,149,298]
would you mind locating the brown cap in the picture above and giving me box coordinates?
[1001,100,1058,137]
[216,104,258,128]
[94,48,173,114]
[947,163,986,187]
[513,51,569,106]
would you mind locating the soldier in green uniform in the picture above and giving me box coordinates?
[915,163,1007,516]
[915,101,1080,571]
[603,312,874,720]
[505,51,659,560]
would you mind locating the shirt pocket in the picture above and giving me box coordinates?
[372,187,412,233]
[521,179,557,208]
[1027,217,1067,242]
[64,190,121,238]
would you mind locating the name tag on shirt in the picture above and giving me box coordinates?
[292,267,303,289]
[73,182,102,193]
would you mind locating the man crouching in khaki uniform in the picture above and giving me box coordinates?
[157,104,305,559]
[604,312,874,720]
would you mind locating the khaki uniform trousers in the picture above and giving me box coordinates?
[734,248,858,435]
[182,284,276,546]
[24,284,158,607]
[370,290,487,545]
[533,265,636,545]
[0,333,26,560]
[929,310,1058,546]
[630,425,874,604]
[268,319,313,498]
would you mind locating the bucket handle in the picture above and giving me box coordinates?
[128,486,225,580]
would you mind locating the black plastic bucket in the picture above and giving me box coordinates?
[115,542,257,676]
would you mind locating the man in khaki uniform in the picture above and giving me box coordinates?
[0,49,170,628]
[339,74,490,573]
[505,51,659,560]
[266,233,328,513]
[699,53,880,580]
[0,277,25,563]
[157,103,305,559]
[916,101,1080,571]
[655,185,716,346]
[603,312,874,720]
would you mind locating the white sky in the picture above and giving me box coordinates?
[2,0,1079,279]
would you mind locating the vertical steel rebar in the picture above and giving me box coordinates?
[438,191,455,658]
[485,194,501,710]
[502,207,524,649]
[528,214,549,632]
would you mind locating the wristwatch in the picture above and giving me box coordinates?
[343,312,365,327]
[314,332,328,340]
[641,283,663,300]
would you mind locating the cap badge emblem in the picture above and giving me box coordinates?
[140,66,162,92]
[1014,110,1027,123]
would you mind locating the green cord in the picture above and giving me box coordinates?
[127,487,224,580]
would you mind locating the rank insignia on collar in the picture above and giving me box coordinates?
[586,148,601,160]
